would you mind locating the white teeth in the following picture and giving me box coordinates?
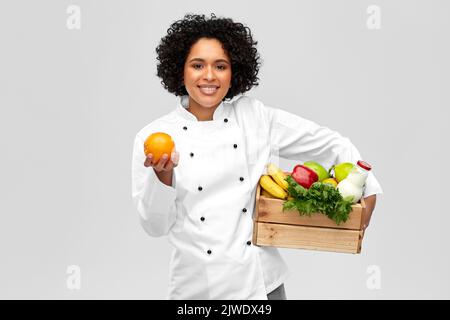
[199,86,218,94]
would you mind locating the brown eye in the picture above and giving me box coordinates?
[193,64,203,69]
[217,65,226,70]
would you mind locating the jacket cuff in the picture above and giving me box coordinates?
[363,171,383,197]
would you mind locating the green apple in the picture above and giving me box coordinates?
[303,161,329,182]
[330,162,355,182]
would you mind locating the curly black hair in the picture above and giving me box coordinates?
[156,13,261,100]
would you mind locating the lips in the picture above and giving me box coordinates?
[198,85,219,95]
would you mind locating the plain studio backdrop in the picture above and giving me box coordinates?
[0,0,449,299]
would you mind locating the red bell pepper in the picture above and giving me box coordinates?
[291,165,319,189]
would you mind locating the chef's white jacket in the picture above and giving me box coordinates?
[131,95,383,300]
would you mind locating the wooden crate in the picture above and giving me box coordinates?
[252,183,366,254]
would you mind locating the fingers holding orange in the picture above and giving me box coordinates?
[155,153,170,171]
[144,153,154,167]
[170,148,179,166]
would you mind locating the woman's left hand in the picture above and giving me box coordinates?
[362,194,377,231]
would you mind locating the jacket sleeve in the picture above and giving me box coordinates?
[266,105,383,197]
[131,132,177,237]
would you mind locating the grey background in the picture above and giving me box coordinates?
[1,0,449,299]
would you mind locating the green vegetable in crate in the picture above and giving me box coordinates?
[283,176,353,225]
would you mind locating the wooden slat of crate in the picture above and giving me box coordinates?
[253,221,364,254]
[258,197,364,230]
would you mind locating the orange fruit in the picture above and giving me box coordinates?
[143,132,175,163]
[322,178,338,187]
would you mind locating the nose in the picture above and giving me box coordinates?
[203,65,215,81]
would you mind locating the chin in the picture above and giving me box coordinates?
[192,94,225,108]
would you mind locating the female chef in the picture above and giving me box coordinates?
[131,14,383,300]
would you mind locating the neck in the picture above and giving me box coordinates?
[187,98,221,121]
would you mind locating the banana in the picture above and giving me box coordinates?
[259,175,287,199]
[261,189,276,198]
[267,163,289,191]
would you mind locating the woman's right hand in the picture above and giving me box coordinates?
[144,147,179,172]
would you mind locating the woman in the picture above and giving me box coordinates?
[131,14,383,300]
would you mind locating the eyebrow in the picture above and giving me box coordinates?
[188,58,230,64]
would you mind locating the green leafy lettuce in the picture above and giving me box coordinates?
[283,175,353,225]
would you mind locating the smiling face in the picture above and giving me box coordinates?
[183,38,232,118]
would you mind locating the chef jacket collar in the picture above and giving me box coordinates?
[176,95,227,122]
